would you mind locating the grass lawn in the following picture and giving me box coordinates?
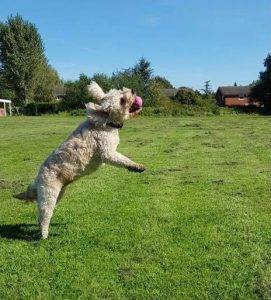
[0,114,270,299]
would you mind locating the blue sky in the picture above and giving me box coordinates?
[0,0,270,90]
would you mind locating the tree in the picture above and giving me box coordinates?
[0,74,15,100]
[63,74,92,109]
[111,58,153,100]
[0,15,48,104]
[251,53,271,110]
[152,76,173,88]
[201,80,213,96]
[33,65,60,102]
[174,87,198,105]
[91,73,112,92]
[145,81,171,107]
[132,57,153,86]
[234,82,238,86]
[112,68,145,98]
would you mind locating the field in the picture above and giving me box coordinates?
[0,114,270,299]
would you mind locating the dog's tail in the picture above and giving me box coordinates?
[13,182,37,202]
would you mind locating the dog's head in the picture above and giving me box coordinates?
[86,81,142,128]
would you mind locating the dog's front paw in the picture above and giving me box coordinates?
[128,164,146,173]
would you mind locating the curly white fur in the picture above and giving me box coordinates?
[21,82,145,239]
[87,81,105,102]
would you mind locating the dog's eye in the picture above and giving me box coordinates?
[120,97,126,105]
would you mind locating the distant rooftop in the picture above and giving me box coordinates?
[53,85,66,97]
[161,88,179,97]
[161,87,194,98]
[217,86,251,97]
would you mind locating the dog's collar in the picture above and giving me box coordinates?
[106,122,123,129]
[88,120,123,129]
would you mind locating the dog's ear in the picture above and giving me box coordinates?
[122,87,133,102]
[87,81,105,102]
[85,102,109,126]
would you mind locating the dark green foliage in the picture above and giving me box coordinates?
[33,65,60,102]
[61,58,154,111]
[91,73,113,92]
[152,76,173,88]
[62,74,92,110]
[60,58,154,111]
[251,54,271,110]
[132,57,153,86]
[173,87,199,104]
[142,102,220,116]
[111,58,153,99]
[0,15,48,104]
[112,69,145,97]
[23,102,60,115]
[201,80,213,96]
[0,74,15,100]
[144,81,171,107]
[59,56,220,116]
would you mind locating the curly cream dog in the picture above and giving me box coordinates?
[18,82,145,239]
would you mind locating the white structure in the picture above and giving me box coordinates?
[0,99,12,116]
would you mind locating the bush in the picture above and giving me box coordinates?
[62,74,93,110]
[141,101,221,117]
[194,96,220,114]
[91,73,113,92]
[145,81,171,107]
[23,102,60,115]
[173,88,198,105]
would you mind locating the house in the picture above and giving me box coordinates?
[161,87,194,98]
[53,85,66,100]
[161,88,179,98]
[216,86,257,107]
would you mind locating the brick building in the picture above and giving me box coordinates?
[215,86,257,107]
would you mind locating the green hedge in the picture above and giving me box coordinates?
[17,100,225,117]
[23,102,61,115]
[141,102,221,116]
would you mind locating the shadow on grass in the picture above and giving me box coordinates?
[0,223,65,241]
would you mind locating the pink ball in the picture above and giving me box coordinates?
[133,96,143,110]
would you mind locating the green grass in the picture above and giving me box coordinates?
[0,115,270,299]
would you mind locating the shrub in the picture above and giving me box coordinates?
[23,102,60,115]
[62,74,93,110]
[145,81,171,107]
[111,70,145,99]
[91,73,113,92]
[151,76,173,89]
[141,101,221,117]
[173,88,198,104]
[194,96,220,114]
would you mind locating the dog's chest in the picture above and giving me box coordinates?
[94,129,119,152]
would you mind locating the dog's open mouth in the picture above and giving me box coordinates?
[129,96,143,113]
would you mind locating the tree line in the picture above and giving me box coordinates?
[0,15,60,106]
[251,54,271,110]
[0,14,215,112]
[0,14,270,113]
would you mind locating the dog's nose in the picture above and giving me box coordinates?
[131,89,135,94]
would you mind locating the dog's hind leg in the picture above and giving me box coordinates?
[37,180,62,239]
[56,186,66,203]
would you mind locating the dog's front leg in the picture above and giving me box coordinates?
[103,151,145,172]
